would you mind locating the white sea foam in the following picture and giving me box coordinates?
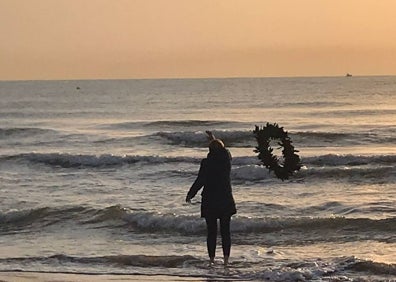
[232,165,271,181]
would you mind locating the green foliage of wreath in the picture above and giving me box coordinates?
[253,123,302,180]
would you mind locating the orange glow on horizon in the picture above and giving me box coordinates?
[1,0,396,80]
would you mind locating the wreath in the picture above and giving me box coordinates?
[253,123,301,180]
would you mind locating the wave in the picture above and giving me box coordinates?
[299,166,394,183]
[0,127,55,139]
[0,255,394,281]
[1,205,395,235]
[298,200,396,218]
[278,257,396,281]
[232,163,394,183]
[147,120,242,128]
[0,254,198,268]
[0,206,90,232]
[346,258,396,276]
[283,257,396,280]
[1,153,395,183]
[231,216,396,234]
[84,123,396,148]
[3,126,394,152]
[99,120,245,131]
[234,153,395,182]
[1,153,200,168]
[153,129,396,147]
[303,153,396,166]
[155,130,251,147]
[314,108,396,117]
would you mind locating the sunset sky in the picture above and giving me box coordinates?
[1,0,396,80]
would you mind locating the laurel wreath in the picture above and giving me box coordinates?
[253,123,301,180]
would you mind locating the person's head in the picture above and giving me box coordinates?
[209,139,225,153]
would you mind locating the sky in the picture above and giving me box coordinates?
[1,0,396,80]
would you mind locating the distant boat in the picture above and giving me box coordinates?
[346,73,352,77]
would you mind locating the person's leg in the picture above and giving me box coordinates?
[205,217,217,263]
[219,216,231,266]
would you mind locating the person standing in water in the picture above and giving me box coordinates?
[186,131,237,266]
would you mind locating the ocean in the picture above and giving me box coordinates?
[0,77,395,281]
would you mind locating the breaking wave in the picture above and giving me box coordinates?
[2,152,395,168]
[1,153,200,168]
[1,153,394,183]
[0,254,198,268]
[303,153,396,166]
[153,129,396,147]
[0,255,394,281]
[1,205,395,235]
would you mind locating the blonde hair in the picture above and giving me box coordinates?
[209,139,225,151]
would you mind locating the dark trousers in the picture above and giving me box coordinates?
[205,216,231,258]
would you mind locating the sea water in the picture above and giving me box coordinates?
[0,77,395,281]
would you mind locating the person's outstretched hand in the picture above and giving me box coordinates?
[205,130,215,141]
[185,194,192,203]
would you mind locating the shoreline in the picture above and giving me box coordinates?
[0,271,206,282]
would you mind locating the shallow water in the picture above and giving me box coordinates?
[0,77,395,281]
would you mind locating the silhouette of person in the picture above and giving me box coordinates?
[186,131,237,266]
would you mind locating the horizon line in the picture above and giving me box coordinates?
[2,74,396,83]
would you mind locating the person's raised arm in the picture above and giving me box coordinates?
[205,130,215,141]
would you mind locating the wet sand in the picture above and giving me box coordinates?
[0,272,206,282]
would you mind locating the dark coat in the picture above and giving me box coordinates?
[187,148,237,218]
